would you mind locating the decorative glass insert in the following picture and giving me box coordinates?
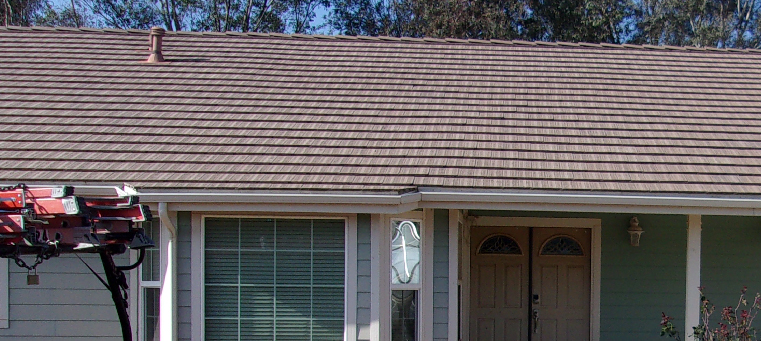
[478,235,522,255]
[391,290,417,341]
[204,218,345,341]
[540,236,583,256]
[391,220,421,285]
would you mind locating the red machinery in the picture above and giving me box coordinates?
[0,184,153,341]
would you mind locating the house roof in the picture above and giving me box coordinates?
[2,26,761,196]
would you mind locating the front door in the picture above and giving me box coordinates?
[470,226,591,341]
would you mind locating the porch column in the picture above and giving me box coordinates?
[685,215,702,340]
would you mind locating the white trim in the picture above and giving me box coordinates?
[461,216,472,341]
[190,213,203,341]
[420,209,434,341]
[345,214,358,341]
[141,192,422,205]
[447,210,459,341]
[195,214,353,340]
[129,250,138,340]
[420,191,761,216]
[0,258,7,329]
[470,216,602,341]
[369,214,385,341]
[685,215,702,341]
[158,204,177,341]
[591,219,602,341]
[132,189,761,216]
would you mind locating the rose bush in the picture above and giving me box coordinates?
[661,287,761,341]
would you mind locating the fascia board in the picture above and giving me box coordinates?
[419,191,761,216]
[166,201,419,214]
[138,192,420,205]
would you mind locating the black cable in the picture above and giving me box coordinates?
[116,248,145,271]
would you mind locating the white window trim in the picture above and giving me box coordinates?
[129,214,162,341]
[390,217,423,292]
[191,213,357,341]
[375,209,433,341]
[471,216,602,341]
[0,258,8,329]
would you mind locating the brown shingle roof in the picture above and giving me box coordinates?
[2,26,761,195]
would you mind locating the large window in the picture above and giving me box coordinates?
[204,218,345,340]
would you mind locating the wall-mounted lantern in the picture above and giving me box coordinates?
[628,217,644,247]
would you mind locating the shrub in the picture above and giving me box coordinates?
[661,287,761,341]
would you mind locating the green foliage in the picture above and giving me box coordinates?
[633,0,761,47]
[5,0,761,48]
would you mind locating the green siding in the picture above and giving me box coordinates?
[470,211,688,341]
[702,216,761,314]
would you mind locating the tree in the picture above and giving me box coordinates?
[85,0,159,29]
[1,0,46,26]
[634,0,761,48]
[327,0,632,42]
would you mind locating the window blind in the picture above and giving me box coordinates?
[205,218,345,340]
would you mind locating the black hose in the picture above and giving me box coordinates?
[116,248,145,271]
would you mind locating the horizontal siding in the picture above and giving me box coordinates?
[0,253,130,340]
[356,214,372,340]
[432,209,449,341]
[470,210,687,341]
[702,216,761,312]
[177,211,193,341]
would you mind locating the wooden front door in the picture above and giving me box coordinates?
[470,226,591,341]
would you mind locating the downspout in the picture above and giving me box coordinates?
[158,202,177,341]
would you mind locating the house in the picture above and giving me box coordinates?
[1,25,761,341]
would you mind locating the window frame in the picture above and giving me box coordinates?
[130,216,161,341]
[195,214,356,341]
[384,210,431,341]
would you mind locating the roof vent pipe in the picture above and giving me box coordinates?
[147,27,165,63]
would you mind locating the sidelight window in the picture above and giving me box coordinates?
[390,219,422,341]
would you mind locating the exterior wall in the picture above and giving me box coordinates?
[0,253,130,340]
[470,211,688,341]
[702,216,761,311]
[177,211,192,341]
[432,209,449,341]
[356,213,372,340]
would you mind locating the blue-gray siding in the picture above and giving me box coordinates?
[0,253,130,340]
[356,214,372,340]
[433,209,449,341]
[177,211,192,341]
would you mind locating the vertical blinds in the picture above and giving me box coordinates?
[205,218,345,340]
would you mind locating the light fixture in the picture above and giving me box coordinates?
[628,217,644,247]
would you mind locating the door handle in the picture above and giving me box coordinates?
[532,309,539,334]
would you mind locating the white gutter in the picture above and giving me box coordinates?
[158,202,177,341]
[418,191,761,216]
[137,190,761,216]
[139,192,422,214]
[138,192,421,204]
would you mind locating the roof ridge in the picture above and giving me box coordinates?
[3,25,760,54]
